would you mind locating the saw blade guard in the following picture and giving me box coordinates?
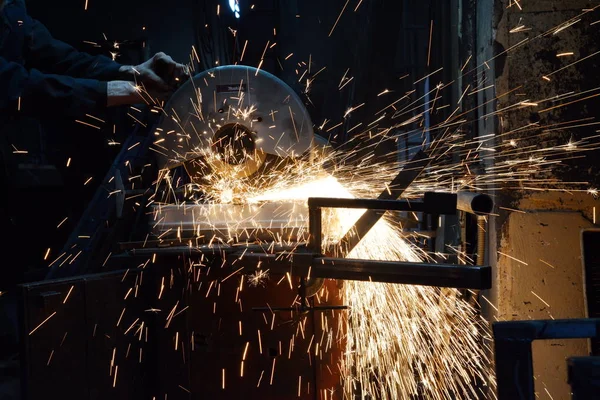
[154,65,315,177]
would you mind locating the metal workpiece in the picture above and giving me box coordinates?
[493,318,600,400]
[456,192,494,215]
[150,201,308,236]
[226,252,492,289]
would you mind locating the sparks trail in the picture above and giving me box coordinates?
[128,4,600,399]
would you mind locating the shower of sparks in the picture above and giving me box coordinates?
[141,10,600,390]
[247,176,491,398]
[35,3,600,399]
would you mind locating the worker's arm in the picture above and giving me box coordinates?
[118,52,189,93]
[25,18,187,92]
[25,17,124,81]
[0,57,143,117]
[106,80,147,107]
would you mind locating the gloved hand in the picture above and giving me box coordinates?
[135,52,188,90]
[118,52,188,99]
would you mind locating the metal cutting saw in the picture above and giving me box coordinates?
[47,64,492,295]
[156,64,316,180]
[149,65,320,241]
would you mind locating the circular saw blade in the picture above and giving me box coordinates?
[155,65,314,172]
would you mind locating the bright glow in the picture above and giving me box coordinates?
[228,0,240,18]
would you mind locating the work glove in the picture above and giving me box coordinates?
[130,52,189,98]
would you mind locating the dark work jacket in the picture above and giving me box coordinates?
[0,0,123,117]
[0,1,124,285]
[0,0,124,183]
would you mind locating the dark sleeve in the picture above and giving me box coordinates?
[25,17,123,81]
[0,56,108,117]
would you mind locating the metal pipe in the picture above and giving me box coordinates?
[456,192,494,216]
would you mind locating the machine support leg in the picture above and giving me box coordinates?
[494,339,535,400]
[493,319,600,400]
[308,206,322,253]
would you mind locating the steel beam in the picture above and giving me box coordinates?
[308,193,457,214]
[227,252,491,289]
